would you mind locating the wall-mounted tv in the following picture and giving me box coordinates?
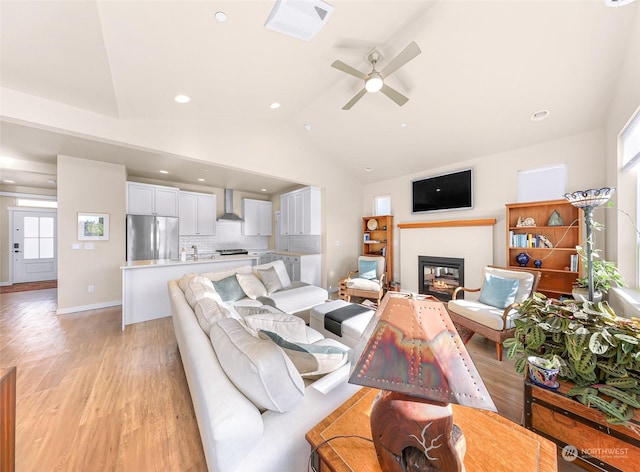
[412,169,473,213]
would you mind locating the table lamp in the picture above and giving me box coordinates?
[348,292,496,472]
[564,187,616,302]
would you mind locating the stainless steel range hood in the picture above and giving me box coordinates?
[217,188,243,221]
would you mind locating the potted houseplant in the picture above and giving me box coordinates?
[504,293,640,427]
[572,246,625,303]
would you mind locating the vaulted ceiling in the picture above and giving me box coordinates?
[1,0,638,193]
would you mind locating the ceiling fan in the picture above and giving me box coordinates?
[331,41,421,110]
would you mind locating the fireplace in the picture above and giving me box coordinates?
[418,256,464,301]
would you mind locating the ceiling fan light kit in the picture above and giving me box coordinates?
[331,41,422,110]
[264,0,334,41]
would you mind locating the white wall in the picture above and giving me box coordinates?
[362,129,606,287]
[605,4,640,288]
[57,155,126,312]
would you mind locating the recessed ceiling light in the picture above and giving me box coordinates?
[197,178,205,182]
[400,122,408,128]
[261,188,267,192]
[3,179,15,184]
[303,123,312,131]
[604,0,636,7]
[531,109,550,122]
[174,94,191,104]
[159,170,169,174]
[364,166,373,172]
[270,102,281,109]
[47,179,57,184]
[215,11,227,22]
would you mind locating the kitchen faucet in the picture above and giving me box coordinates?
[192,245,198,259]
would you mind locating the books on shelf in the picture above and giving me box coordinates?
[509,231,555,249]
[570,254,579,272]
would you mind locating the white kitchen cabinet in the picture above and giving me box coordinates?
[242,199,272,236]
[127,182,179,217]
[270,252,321,286]
[280,186,321,235]
[179,191,216,236]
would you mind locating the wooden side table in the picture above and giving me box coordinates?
[306,388,557,472]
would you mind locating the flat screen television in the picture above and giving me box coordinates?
[412,169,473,213]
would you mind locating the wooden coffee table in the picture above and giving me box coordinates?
[306,387,557,472]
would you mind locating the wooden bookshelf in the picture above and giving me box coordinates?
[362,215,393,287]
[506,200,582,298]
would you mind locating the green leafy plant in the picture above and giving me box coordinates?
[504,293,640,427]
[574,246,625,294]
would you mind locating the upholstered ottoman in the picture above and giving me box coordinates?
[310,300,375,348]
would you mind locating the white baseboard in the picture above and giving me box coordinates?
[0,281,11,286]
[56,300,121,315]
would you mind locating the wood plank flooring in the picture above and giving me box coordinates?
[1,289,586,471]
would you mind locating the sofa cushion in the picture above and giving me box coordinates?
[478,273,520,309]
[194,297,233,333]
[259,282,328,315]
[253,260,291,288]
[210,318,304,412]
[184,277,220,309]
[256,266,283,294]
[258,330,349,379]
[213,275,247,303]
[177,272,199,293]
[235,273,268,300]
[243,312,309,343]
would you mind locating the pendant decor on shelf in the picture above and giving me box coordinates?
[547,210,564,226]
[534,259,542,268]
[516,252,530,267]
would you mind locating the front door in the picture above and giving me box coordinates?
[12,210,57,283]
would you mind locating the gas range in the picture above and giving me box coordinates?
[218,248,249,256]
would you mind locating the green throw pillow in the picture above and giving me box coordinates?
[358,260,378,280]
[212,274,246,302]
[478,273,520,309]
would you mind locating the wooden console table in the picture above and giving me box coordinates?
[307,387,557,472]
[524,380,640,472]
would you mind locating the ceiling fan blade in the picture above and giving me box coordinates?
[381,41,421,78]
[342,89,367,110]
[331,60,368,80]
[380,84,409,107]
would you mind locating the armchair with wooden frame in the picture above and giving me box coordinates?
[343,256,386,305]
[447,265,541,361]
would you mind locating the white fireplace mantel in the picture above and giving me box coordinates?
[398,218,496,294]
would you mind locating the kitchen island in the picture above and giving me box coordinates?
[120,255,258,330]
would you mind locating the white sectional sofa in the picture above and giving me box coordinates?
[168,260,361,472]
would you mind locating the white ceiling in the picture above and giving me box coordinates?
[1,0,638,193]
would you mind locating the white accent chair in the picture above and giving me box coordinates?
[344,256,386,305]
[447,266,541,361]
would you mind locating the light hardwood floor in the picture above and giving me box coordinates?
[1,288,584,471]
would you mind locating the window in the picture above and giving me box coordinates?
[622,106,640,171]
[16,198,57,208]
[374,195,391,216]
[23,216,55,259]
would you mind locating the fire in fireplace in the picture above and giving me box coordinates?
[418,256,464,301]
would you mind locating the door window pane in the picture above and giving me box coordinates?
[24,217,39,237]
[40,217,54,237]
[40,238,54,258]
[24,238,39,259]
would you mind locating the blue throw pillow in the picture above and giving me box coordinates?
[358,260,378,280]
[212,275,246,302]
[478,273,520,309]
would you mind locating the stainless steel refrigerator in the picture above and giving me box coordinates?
[126,215,179,261]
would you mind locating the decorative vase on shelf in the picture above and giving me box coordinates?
[515,252,530,267]
[534,259,542,268]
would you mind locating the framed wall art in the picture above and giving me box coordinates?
[78,212,109,241]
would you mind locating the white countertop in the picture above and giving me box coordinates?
[121,254,259,269]
[271,251,320,257]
